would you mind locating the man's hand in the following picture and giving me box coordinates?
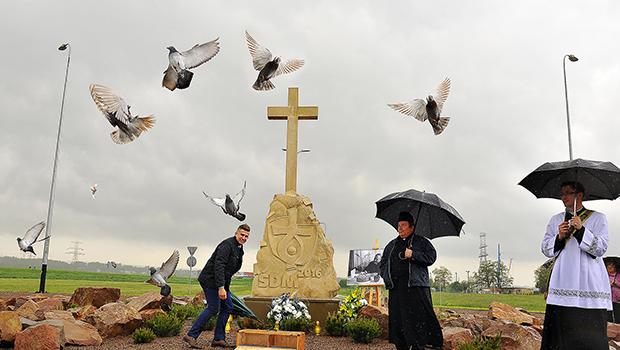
[404,248,413,259]
[218,287,227,300]
[558,221,570,240]
[570,216,583,230]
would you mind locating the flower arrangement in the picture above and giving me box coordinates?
[337,289,368,321]
[267,293,311,323]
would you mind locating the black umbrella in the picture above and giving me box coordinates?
[518,158,620,201]
[375,189,465,239]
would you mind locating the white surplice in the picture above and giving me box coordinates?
[541,210,612,310]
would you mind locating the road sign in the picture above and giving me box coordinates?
[188,246,198,256]
[187,256,197,268]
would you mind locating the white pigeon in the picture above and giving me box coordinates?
[90,184,97,199]
[16,221,48,255]
[245,31,304,91]
[89,84,155,144]
[203,181,247,221]
[388,78,452,135]
[162,37,220,91]
[146,250,179,296]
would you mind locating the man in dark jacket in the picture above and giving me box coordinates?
[183,224,250,348]
[379,212,442,350]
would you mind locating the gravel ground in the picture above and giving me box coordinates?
[64,320,392,350]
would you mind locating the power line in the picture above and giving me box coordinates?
[65,241,85,263]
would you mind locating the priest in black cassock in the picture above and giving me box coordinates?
[379,212,443,350]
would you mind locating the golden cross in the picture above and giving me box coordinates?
[268,87,318,194]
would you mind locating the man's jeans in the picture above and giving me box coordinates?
[187,286,233,340]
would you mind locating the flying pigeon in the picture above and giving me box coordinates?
[89,84,155,144]
[162,37,220,91]
[90,184,97,199]
[245,31,304,91]
[388,78,452,135]
[146,250,179,296]
[107,261,117,268]
[16,221,48,255]
[203,181,247,221]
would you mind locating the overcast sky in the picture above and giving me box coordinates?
[1,1,620,287]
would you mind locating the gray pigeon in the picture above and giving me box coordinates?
[245,31,304,91]
[203,181,247,221]
[162,38,220,91]
[16,221,47,255]
[146,250,179,296]
[89,84,155,144]
[388,78,452,135]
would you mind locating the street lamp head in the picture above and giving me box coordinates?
[58,43,69,51]
[567,54,578,62]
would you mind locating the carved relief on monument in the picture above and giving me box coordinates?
[251,193,339,298]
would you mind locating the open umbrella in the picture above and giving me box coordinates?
[518,158,620,201]
[375,189,465,239]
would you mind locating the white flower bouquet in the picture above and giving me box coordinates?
[266,293,311,329]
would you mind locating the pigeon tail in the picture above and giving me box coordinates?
[234,212,246,221]
[176,69,194,89]
[135,115,156,132]
[253,79,275,91]
[431,116,450,135]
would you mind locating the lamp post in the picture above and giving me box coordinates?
[563,54,578,160]
[39,43,71,293]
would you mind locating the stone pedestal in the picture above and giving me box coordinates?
[252,193,339,299]
[244,296,339,328]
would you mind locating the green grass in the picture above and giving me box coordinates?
[0,268,546,312]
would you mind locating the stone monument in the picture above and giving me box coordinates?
[245,87,340,324]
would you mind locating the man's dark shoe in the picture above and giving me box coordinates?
[183,335,202,349]
[211,339,234,348]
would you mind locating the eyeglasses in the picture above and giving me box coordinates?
[559,192,577,197]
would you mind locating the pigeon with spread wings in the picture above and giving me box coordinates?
[17,221,48,255]
[388,78,452,135]
[162,37,220,91]
[245,31,304,91]
[89,84,155,144]
[147,250,179,296]
[203,181,247,221]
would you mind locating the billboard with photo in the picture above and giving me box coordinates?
[347,249,384,286]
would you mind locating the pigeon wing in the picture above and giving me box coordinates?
[159,250,179,280]
[22,221,45,246]
[245,31,273,71]
[162,66,178,91]
[433,78,451,113]
[274,58,304,77]
[203,192,226,208]
[233,181,247,207]
[89,84,131,124]
[181,38,220,70]
[388,99,428,122]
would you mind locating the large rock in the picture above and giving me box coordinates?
[358,305,389,339]
[16,300,44,321]
[68,305,97,321]
[0,298,16,311]
[0,311,22,342]
[609,322,620,341]
[14,323,65,350]
[69,287,120,308]
[442,326,474,350]
[36,298,64,313]
[126,292,170,312]
[84,302,142,337]
[482,323,542,350]
[140,308,166,322]
[488,302,541,326]
[40,319,102,346]
[251,193,340,298]
[43,310,75,321]
[191,292,206,306]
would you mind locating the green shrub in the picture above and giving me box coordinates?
[279,317,312,332]
[132,327,156,344]
[145,313,184,337]
[325,313,347,337]
[237,317,270,330]
[192,313,218,331]
[345,318,381,344]
[457,335,502,350]
[170,303,204,320]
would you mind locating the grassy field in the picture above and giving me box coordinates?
[0,268,546,312]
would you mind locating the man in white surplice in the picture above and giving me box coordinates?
[540,181,611,350]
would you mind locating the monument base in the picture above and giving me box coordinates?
[244,296,340,330]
